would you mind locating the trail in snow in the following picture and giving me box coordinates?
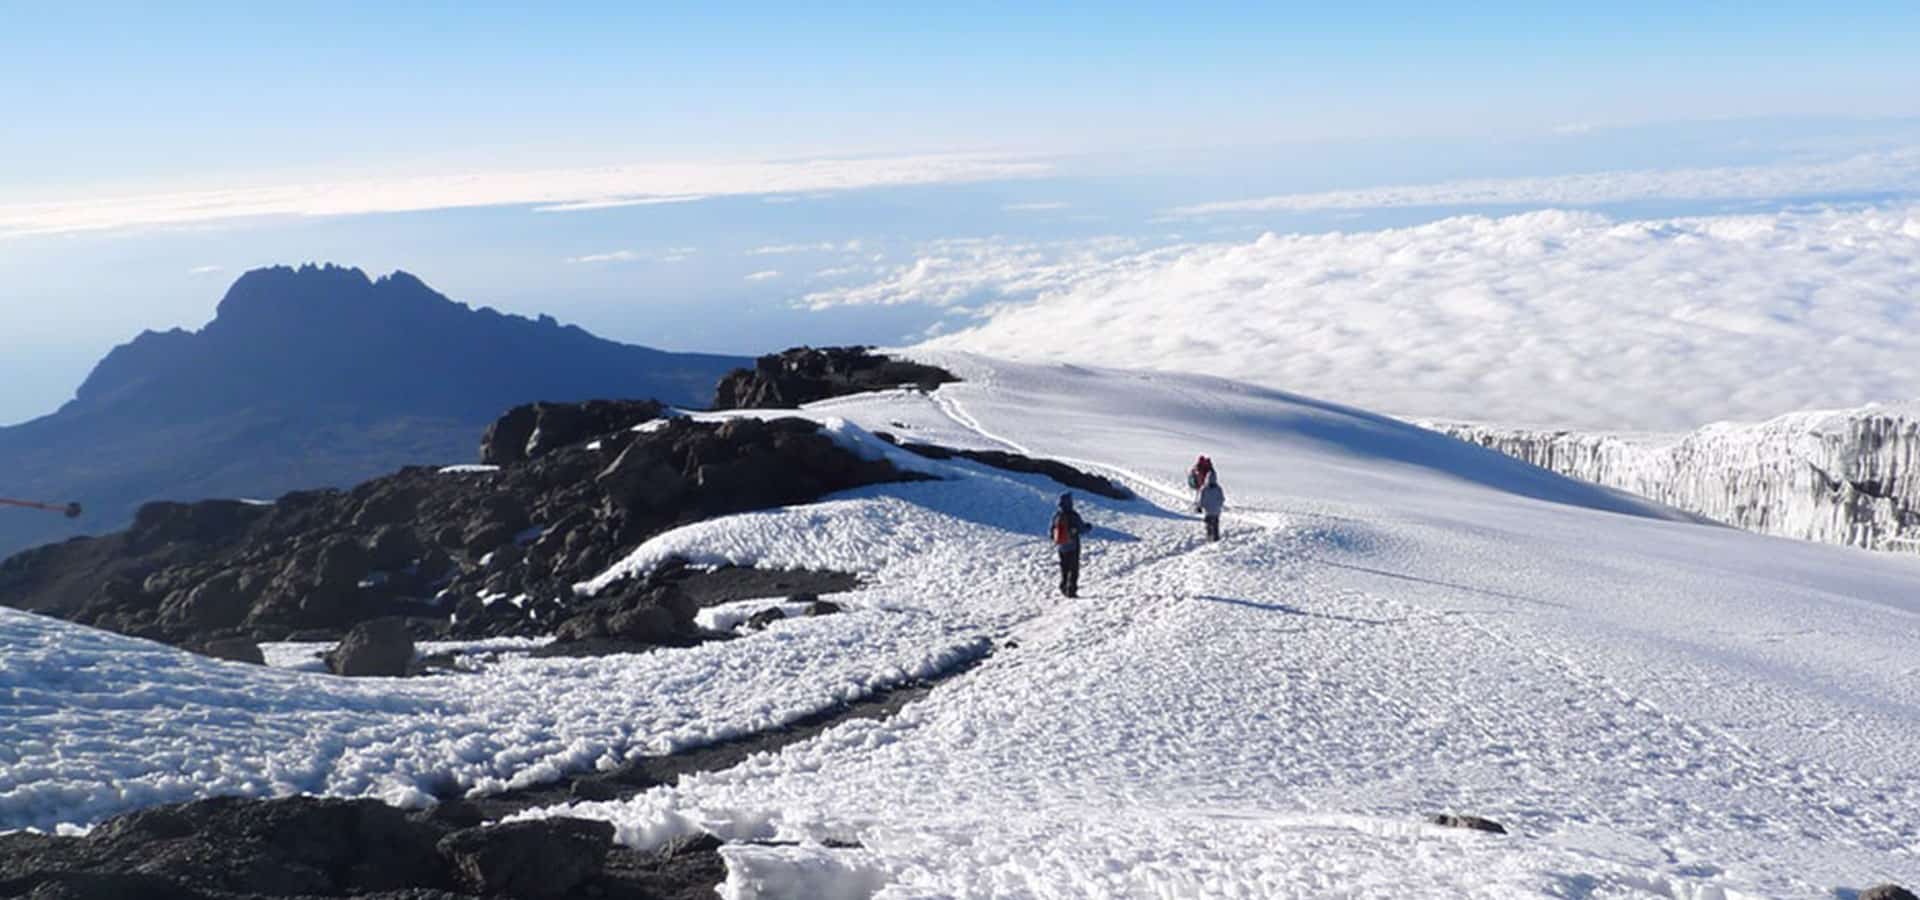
[535,356,1920,899]
[7,354,1920,898]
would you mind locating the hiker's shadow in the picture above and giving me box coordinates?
[1088,525,1144,544]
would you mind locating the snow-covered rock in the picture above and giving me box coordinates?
[1430,403,1920,552]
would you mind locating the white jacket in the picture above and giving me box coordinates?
[1198,476,1226,516]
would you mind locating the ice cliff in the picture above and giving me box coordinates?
[1428,404,1920,553]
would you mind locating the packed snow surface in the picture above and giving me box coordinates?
[6,353,1920,897]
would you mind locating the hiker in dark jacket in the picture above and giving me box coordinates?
[1049,492,1091,598]
[1187,455,1216,512]
[1198,470,1226,541]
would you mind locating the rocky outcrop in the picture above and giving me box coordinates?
[1430,814,1507,834]
[1429,405,1920,552]
[0,795,723,899]
[199,637,266,665]
[875,433,1132,500]
[324,618,415,677]
[712,346,957,410]
[480,399,664,466]
[743,596,843,632]
[435,818,612,898]
[1860,885,1919,900]
[0,407,923,654]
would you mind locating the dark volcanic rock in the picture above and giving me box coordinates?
[1861,885,1920,900]
[436,818,613,898]
[325,617,415,677]
[712,346,957,410]
[13,871,212,900]
[4,413,921,653]
[0,794,717,900]
[481,399,664,466]
[0,797,447,897]
[1429,814,1507,834]
[199,637,266,665]
[744,607,787,631]
[876,433,1132,500]
[806,598,843,617]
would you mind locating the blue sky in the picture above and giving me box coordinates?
[7,3,1919,191]
[2,4,1919,425]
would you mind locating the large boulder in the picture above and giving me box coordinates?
[312,537,370,590]
[482,399,664,465]
[1861,885,1919,900]
[435,818,613,898]
[712,346,956,410]
[478,403,540,466]
[126,500,267,549]
[199,637,265,665]
[1430,814,1507,834]
[160,571,251,630]
[596,439,690,511]
[2,797,451,897]
[324,617,414,677]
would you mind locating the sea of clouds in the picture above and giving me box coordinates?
[804,205,1920,431]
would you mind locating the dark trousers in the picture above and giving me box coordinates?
[1057,545,1081,597]
[1204,515,1220,541]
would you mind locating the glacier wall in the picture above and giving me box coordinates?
[1428,406,1920,553]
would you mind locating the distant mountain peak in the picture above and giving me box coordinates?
[0,263,749,560]
[209,264,448,337]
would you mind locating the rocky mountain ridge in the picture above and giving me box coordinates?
[0,264,746,559]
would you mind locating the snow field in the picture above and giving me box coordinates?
[1,408,1127,834]
[529,355,1920,897]
[5,353,1920,897]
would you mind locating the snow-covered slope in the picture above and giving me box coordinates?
[6,355,1920,897]
[1432,404,1920,553]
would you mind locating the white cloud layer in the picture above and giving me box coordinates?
[748,240,863,256]
[565,247,696,265]
[1171,147,1920,216]
[801,236,1147,310]
[808,206,1920,430]
[744,269,781,282]
[0,154,1049,238]
[565,250,642,264]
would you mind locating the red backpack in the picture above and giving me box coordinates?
[1051,514,1073,545]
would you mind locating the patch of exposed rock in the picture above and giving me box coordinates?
[479,398,663,466]
[1861,885,1919,900]
[875,432,1132,500]
[0,405,922,657]
[1429,814,1507,834]
[712,346,957,410]
[324,617,415,677]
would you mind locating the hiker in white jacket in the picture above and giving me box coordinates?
[1198,471,1226,541]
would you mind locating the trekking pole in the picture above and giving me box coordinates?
[0,497,83,518]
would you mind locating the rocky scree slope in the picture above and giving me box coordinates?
[1431,404,1920,552]
[0,263,745,560]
